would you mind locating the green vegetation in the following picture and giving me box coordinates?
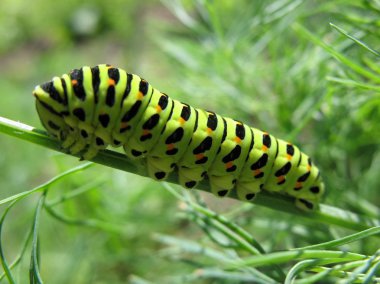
[0,0,379,283]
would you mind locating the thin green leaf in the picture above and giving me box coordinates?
[45,177,105,207]
[362,255,380,284]
[43,204,126,234]
[347,251,380,283]
[327,76,380,92]
[285,260,326,284]
[0,162,93,206]
[0,201,19,284]
[295,226,380,250]
[185,267,277,283]
[227,250,367,269]
[0,227,33,282]
[293,23,380,83]
[330,23,380,57]
[29,194,46,284]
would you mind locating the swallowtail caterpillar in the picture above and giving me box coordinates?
[33,64,325,211]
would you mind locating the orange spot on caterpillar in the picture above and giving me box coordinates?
[287,154,292,161]
[156,105,162,113]
[277,176,285,183]
[120,122,129,129]
[195,153,205,160]
[137,91,144,100]
[307,165,311,171]
[234,137,241,144]
[225,161,234,169]
[254,169,262,176]
[178,117,185,124]
[71,79,78,86]
[167,144,175,150]
[295,182,302,189]
[262,145,268,152]
[142,129,150,136]
[108,79,115,86]
[206,127,212,134]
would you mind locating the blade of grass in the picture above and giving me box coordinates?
[0,162,93,206]
[185,267,277,283]
[347,251,380,283]
[163,183,265,255]
[226,250,368,269]
[0,227,33,282]
[293,23,380,83]
[362,256,380,284]
[330,23,380,57]
[285,260,325,284]
[43,204,126,234]
[327,76,380,92]
[0,201,19,284]
[45,178,106,207]
[29,193,45,284]
[155,235,277,282]
[294,226,380,250]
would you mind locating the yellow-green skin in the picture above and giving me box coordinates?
[33,64,325,210]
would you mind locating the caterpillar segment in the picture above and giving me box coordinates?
[123,90,174,159]
[111,75,154,147]
[146,102,197,181]
[236,131,279,201]
[264,139,302,193]
[33,64,325,211]
[66,66,128,159]
[290,156,324,211]
[177,110,225,189]
[34,77,69,141]
[207,119,253,198]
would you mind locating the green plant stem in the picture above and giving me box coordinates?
[1,116,379,233]
[228,250,368,269]
[29,193,45,284]
[0,201,18,284]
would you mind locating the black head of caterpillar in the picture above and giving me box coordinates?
[33,64,325,211]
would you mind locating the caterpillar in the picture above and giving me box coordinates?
[33,64,325,210]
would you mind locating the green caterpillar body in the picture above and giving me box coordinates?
[33,64,324,210]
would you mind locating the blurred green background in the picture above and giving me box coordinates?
[0,0,379,283]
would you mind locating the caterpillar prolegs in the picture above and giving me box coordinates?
[33,64,325,210]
